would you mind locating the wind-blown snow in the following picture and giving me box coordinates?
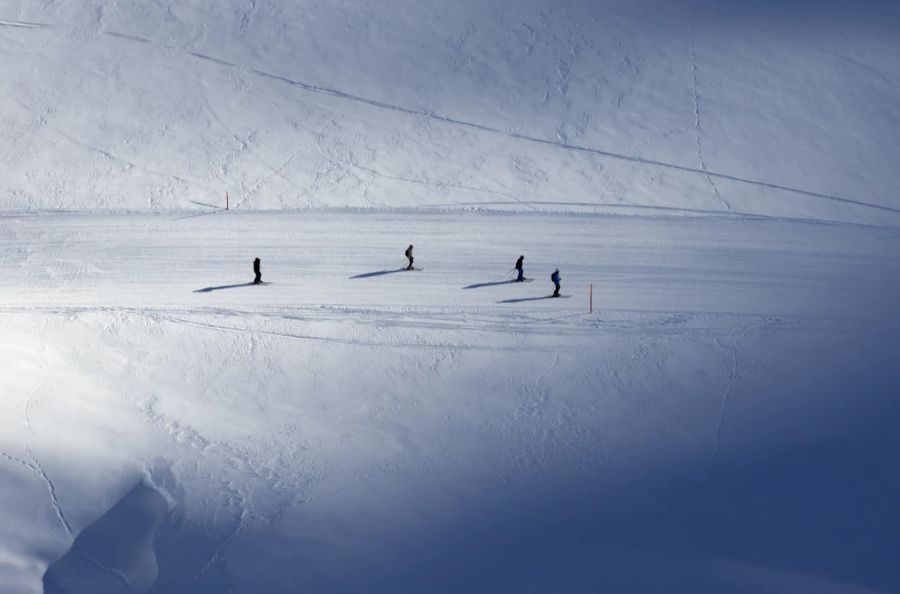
[1,1,900,593]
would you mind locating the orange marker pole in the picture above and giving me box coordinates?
[226,191,229,211]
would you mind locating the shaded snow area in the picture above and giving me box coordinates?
[1,211,898,593]
[1,0,900,592]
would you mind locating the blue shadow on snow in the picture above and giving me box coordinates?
[498,295,558,303]
[194,282,255,293]
[464,279,518,289]
[350,268,407,279]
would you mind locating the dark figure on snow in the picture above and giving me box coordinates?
[253,257,262,285]
[515,255,525,282]
[405,244,414,270]
[551,268,561,297]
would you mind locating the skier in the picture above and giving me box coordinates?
[551,268,561,297]
[515,255,525,282]
[253,257,262,285]
[405,244,414,270]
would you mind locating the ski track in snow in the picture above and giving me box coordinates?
[73,546,133,588]
[84,29,900,217]
[235,142,312,209]
[0,19,51,29]
[306,119,376,211]
[514,351,563,446]
[689,12,732,213]
[0,382,77,540]
[188,51,236,68]
[535,352,561,416]
[189,484,249,585]
[8,97,216,196]
[196,91,308,206]
[0,450,73,540]
[246,70,899,216]
[143,311,577,353]
[704,334,741,502]
[819,48,900,90]
[23,381,45,439]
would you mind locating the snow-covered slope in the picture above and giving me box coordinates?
[2,211,899,593]
[2,1,900,593]
[2,0,900,224]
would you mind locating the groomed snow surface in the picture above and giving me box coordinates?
[2,211,899,593]
[2,0,900,592]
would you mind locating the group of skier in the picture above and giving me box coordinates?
[251,248,562,296]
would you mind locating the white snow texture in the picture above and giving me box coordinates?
[1,1,899,593]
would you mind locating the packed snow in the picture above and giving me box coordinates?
[1,0,899,593]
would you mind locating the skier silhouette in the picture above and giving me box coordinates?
[515,255,525,282]
[405,245,414,270]
[253,258,262,285]
[551,268,560,297]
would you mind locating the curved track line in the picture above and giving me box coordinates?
[189,486,248,584]
[536,352,561,408]
[147,312,572,353]
[0,447,74,538]
[703,334,741,503]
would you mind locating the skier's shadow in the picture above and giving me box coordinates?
[194,282,255,293]
[464,279,516,289]
[498,295,557,304]
[350,268,407,279]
